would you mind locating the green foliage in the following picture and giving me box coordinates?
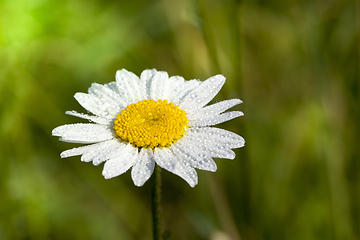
[0,0,358,239]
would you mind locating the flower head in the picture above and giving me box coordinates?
[52,69,245,187]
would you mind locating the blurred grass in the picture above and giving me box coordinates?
[0,0,359,239]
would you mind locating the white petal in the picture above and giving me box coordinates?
[140,69,157,99]
[105,81,127,99]
[188,99,242,120]
[139,70,200,104]
[81,140,127,166]
[149,71,170,100]
[164,75,185,103]
[207,147,235,159]
[115,69,144,104]
[102,144,138,179]
[182,132,236,159]
[131,148,155,186]
[166,76,201,104]
[179,75,225,113]
[189,111,244,127]
[178,79,201,102]
[65,110,110,125]
[74,92,118,119]
[188,127,245,149]
[88,82,126,109]
[60,139,117,159]
[172,140,217,171]
[154,148,198,187]
[52,123,114,143]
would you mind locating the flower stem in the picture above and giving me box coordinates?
[152,164,162,240]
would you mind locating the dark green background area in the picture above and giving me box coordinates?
[0,0,359,239]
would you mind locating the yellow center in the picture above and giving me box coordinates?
[113,99,188,148]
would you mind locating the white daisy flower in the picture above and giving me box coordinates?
[52,69,245,187]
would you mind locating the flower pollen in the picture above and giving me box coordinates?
[113,99,188,148]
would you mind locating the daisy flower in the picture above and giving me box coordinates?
[52,69,245,187]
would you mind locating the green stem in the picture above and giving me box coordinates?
[152,164,162,240]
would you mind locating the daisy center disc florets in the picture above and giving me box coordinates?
[113,99,188,148]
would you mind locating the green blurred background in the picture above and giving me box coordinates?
[0,0,359,239]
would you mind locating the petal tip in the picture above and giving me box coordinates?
[52,126,61,136]
[102,174,111,180]
[102,169,111,179]
[73,92,82,99]
[212,164,218,172]
[212,74,226,83]
[133,180,145,187]
[235,99,243,105]
[189,181,198,188]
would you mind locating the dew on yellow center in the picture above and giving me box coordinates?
[113,99,188,148]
